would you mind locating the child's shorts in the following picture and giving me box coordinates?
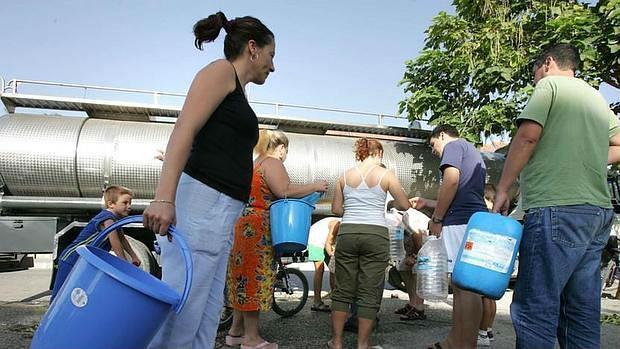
[308,244,329,263]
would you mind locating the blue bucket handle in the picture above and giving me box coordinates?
[269,192,322,209]
[91,215,193,314]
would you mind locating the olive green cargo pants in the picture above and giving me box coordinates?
[331,223,389,319]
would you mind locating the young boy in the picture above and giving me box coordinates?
[308,217,341,311]
[51,185,141,300]
[396,208,428,321]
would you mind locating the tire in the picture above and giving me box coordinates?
[386,266,407,292]
[272,267,308,317]
[601,260,617,293]
[124,236,161,277]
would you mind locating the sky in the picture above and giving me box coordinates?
[1,0,618,129]
[0,0,452,127]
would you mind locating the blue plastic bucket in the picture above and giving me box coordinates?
[31,215,192,349]
[298,191,323,206]
[270,197,315,253]
[452,212,522,300]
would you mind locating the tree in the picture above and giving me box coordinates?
[399,0,620,144]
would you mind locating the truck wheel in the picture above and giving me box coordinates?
[123,236,160,277]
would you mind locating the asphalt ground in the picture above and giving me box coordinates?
[1,268,619,349]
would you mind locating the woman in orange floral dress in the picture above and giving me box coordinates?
[226,130,328,349]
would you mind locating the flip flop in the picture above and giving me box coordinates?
[427,342,443,349]
[240,341,278,349]
[225,334,244,346]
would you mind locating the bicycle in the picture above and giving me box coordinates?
[601,170,620,298]
[601,235,619,297]
[219,252,309,330]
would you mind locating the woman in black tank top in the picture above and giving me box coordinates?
[143,12,276,349]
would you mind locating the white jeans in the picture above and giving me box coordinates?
[149,173,244,349]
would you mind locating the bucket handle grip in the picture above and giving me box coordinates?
[91,215,192,314]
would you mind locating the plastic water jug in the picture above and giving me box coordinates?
[452,212,522,300]
[385,209,406,263]
[416,235,449,301]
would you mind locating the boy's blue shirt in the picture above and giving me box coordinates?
[60,209,119,265]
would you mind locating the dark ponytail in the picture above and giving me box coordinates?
[193,12,274,60]
[193,11,228,50]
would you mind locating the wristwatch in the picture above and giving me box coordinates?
[431,216,443,224]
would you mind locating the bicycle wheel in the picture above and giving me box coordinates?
[218,306,233,331]
[272,267,309,317]
[386,265,407,292]
[601,259,617,293]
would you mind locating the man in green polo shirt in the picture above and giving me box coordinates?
[493,43,620,349]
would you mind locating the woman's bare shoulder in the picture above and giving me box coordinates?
[194,59,236,85]
[343,167,357,175]
[203,58,234,72]
[258,157,284,170]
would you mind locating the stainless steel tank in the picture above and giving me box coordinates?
[76,119,170,198]
[0,114,84,197]
[0,114,169,199]
[0,113,504,210]
[284,133,443,201]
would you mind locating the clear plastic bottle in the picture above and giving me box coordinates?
[416,235,449,301]
[385,209,405,263]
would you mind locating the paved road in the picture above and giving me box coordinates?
[1,268,619,348]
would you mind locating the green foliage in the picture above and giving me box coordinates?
[601,313,620,325]
[399,0,620,144]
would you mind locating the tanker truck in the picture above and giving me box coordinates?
[0,78,507,279]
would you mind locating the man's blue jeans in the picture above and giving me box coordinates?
[511,204,614,349]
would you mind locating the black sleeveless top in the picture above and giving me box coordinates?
[184,68,259,202]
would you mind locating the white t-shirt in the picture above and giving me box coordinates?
[307,217,341,248]
[401,208,430,233]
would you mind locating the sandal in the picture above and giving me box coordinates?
[400,307,427,321]
[225,334,244,346]
[240,341,277,349]
[394,303,412,315]
[427,342,443,349]
[311,302,331,312]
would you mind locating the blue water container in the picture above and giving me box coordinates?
[270,194,317,253]
[31,216,192,349]
[452,212,522,300]
[298,191,323,206]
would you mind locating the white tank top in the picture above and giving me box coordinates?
[341,166,388,227]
